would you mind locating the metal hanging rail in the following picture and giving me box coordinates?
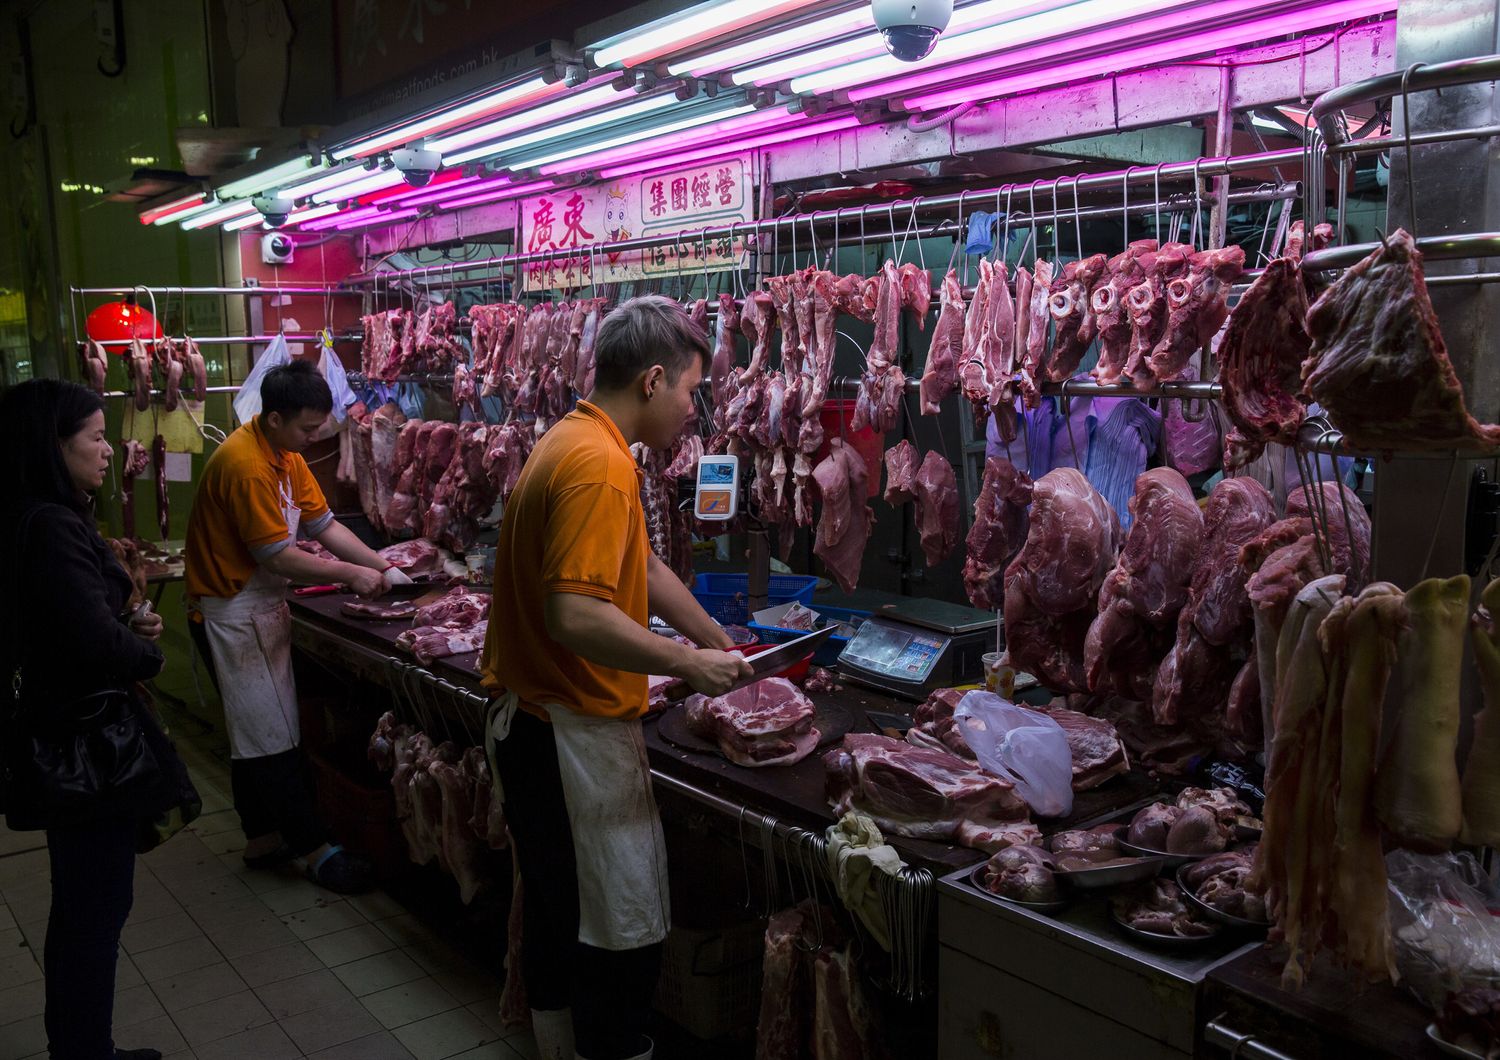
[1295,419,1500,460]
[1301,232,1500,272]
[83,332,360,347]
[342,147,1307,286]
[1311,54,1500,146]
[71,285,367,298]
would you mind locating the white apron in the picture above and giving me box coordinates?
[198,474,301,760]
[488,692,670,951]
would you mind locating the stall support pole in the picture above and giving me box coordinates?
[747,526,770,616]
[1209,64,1234,251]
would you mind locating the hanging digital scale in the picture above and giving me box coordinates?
[836,597,995,701]
[694,454,740,521]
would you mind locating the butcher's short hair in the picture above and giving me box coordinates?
[261,359,333,420]
[592,295,710,391]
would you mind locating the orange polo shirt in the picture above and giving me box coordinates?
[184,416,332,599]
[480,400,650,721]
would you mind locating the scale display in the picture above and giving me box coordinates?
[843,623,944,679]
[695,455,739,520]
[837,611,989,700]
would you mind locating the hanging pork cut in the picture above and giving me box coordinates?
[912,451,960,568]
[1089,240,1158,386]
[1152,477,1276,727]
[962,458,1034,612]
[1122,242,1193,389]
[813,439,875,593]
[1083,468,1203,701]
[824,733,1038,852]
[1145,245,1244,385]
[1003,468,1119,691]
[1016,259,1054,406]
[1303,227,1500,451]
[882,440,918,505]
[1218,260,1310,467]
[1046,252,1109,381]
[919,268,966,414]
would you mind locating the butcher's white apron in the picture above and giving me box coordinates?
[488,691,670,951]
[198,474,301,760]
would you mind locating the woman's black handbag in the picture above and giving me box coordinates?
[16,686,163,815]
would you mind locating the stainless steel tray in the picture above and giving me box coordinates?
[1174,864,1270,932]
[967,863,1069,914]
[1107,907,1222,949]
[1055,855,1166,890]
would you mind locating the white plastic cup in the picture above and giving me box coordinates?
[982,651,1015,698]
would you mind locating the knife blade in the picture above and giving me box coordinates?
[665,626,835,702]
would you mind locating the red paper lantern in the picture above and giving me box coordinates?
[85,301,163,353]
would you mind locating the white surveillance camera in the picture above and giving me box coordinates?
[871,0,953,62]
[261,232,294,265]
[253,195,294,228]
[391,147,443,186]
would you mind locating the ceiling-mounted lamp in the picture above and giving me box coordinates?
[432,179,559,211]
[140,192,206,226]
[215,153,321,200]
[442,92,682,167]
[428,82,628,156]
[588,0,829,69]
[507,100,757,170]
[330,74,564,161]
[667,7,876,78]
[593,113,863,180]
[311,167,405,204]
[180,199,259,230]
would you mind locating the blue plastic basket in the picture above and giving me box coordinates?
[692,573,818,626]
[747,605,871,666]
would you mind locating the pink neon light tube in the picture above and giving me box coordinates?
[333,209,421,232]
[429,83,628,155]
[901,0,1393,110]
[140,193,206,225]
[335,77,566,160]
[373,175,490,208]
[595,115,863,180]
[357,170,479,207]
[538,106,802,176]
[434,180,557,211]
[593,0,825,68]
[301,203,389,231]
[667,8,873,78]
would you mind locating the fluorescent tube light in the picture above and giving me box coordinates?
[216,154,320,199]
[506,103,756,170]
[538,105,803,176]
[444,93,681,167]
[594,114,862,179]
[591,0,826,69]
[429,83,628,155]
[311,168,405,204]
[331,75,562,160]
[433,179,558,211]
[668,8,875,78]
[180,199,259,230]
[141,193,206,226]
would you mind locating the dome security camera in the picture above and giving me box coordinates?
[871,0,953,62]
[392,147,443,187]
[252,195,294,228]
[261,232,294,265]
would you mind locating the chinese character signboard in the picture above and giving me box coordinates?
[519,156,752,294]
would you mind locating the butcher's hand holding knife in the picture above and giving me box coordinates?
[545,553,751,696]
[257,518,395,599]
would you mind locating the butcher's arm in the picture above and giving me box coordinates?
[646,554,734,650]
[258,544,385,597]
[546,591,750,695]
[314,518,389,573]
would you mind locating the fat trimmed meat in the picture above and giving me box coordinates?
[684,677,821,767]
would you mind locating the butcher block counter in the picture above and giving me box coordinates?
[287,590,1157,877]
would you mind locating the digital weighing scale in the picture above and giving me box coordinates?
[836,598,996,701]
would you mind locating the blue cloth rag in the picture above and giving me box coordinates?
[966,211,998,256]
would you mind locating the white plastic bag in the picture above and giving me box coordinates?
[232,333,292,425]
[319,337,358,424]
[1387,848,1500,1010]
[953,691,1074,817]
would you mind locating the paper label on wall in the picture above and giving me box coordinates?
[519,156,753,294]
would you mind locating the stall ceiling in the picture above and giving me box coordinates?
[145,0,1397,233]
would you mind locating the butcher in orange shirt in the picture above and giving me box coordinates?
[480,296,749,1060]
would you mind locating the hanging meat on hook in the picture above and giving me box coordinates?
[851,261,906,434]
[1046,253,1109,382]
[159,339,185,412]
[1016,259,1053,406]
[80,340,109,395]
[1090,241,1158,386]
[711,293,740,408]
[921,268,964,415]
[128,338,152,411]
[153,434,170,541]
[1122,242,1192,389]
[963,458,1033,612]
[1146,245,1244,385]
[119,439,149,541]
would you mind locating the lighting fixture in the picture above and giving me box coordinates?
[278,163,380,201]
[733,0,1076,87]
[216,154,320,199]
[538,105,805,176]
[505,102,757,171]
[443,93,681,167]
[667,7,875,78]
[428,82,627,155]
[311,168,406,204]
[140,192,206,226]
[594,114,863,179]
[590,0,827,69]
[898,0,1393,109]
[286,203,345,227]
[433,180,558,211]
[300,203,409,233]
[180,199,259,230]
[331,75,564,160]
[358,171,483,208]
[333,208,422,232]
[223,212,270,232]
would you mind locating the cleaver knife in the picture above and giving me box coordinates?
[665,626,836,703]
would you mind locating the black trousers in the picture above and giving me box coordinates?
[45,816,137,1060]
[493,708,662,1059]
[189,619,327,857]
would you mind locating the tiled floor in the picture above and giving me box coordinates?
[0,739,537,1060]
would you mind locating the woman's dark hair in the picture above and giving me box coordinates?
[592,295,711,391]
[0,379,106,513]
[261,359,333,420]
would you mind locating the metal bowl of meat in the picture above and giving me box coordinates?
[1117,788,1252,870]
[970,847,1069,914]
[1047,826,1163,890]
[1175,854,1270,932]
[1108,879,1222,948]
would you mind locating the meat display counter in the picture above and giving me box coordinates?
[937,862,1259,1060]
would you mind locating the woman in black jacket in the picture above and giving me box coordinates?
[0,380,166,1060]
